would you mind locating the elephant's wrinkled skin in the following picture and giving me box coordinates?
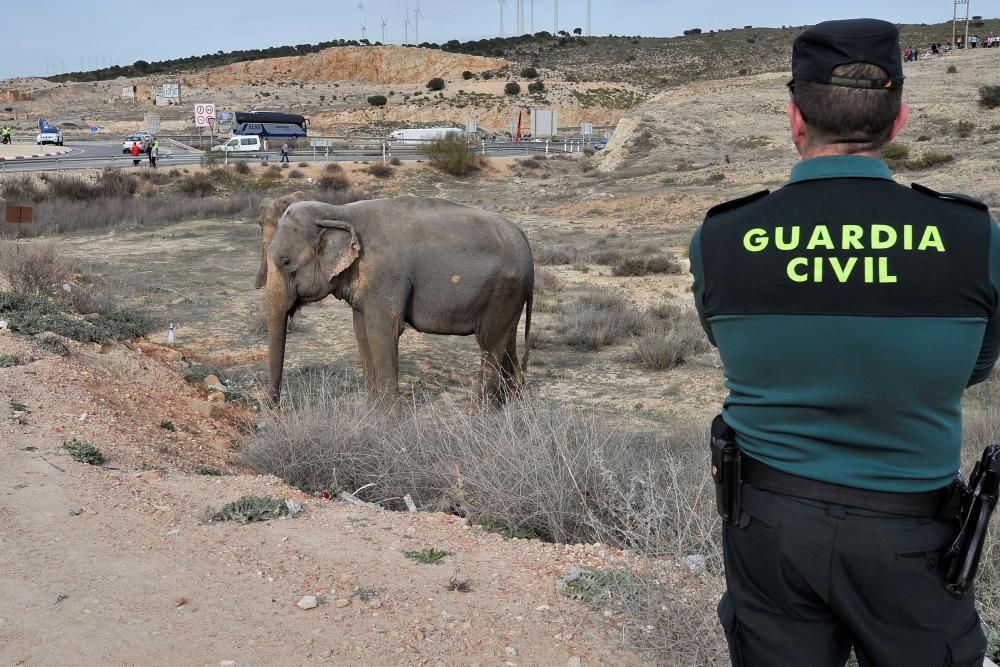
[265,195,534,404]
[254,190,307,289]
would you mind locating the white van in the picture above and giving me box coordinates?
[211,135,262,152]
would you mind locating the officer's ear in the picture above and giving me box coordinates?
[785,100,809,156]
[884,103,910,145]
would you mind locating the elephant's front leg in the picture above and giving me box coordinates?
[352,309,375,385]
[363,309,401,397]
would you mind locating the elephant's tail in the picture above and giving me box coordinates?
[520,290,533,373]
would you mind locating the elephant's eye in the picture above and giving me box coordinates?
[280,257,291,266]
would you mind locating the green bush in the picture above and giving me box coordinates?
[956,121,975,138]
[520,66,539,79]
[504,82,521,95]
[64,439,106,465]
[947,64,958,74]
[528,80,545,94]
[482,71,494,80]
[422,135,482,176]
[882,143,909,160]
[426,77,445,91]
[367,95,387,107]
[462,70,474,80]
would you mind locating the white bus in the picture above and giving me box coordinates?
[387,127,462,145]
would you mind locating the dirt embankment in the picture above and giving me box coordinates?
[184,47,507,87]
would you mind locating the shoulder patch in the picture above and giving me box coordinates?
[705,190,770,218]
[911,182,989,211]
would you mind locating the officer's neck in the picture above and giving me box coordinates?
[796,143,882,160]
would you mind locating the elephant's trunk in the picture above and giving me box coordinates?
[265,258,294,403]
[254,224,277,289]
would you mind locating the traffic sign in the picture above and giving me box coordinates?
[194,103,216,127]
[310,138,333,147]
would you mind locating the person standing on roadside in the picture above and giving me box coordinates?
[280,142,289,163]
[690,19,998,666]
[150,139,159,168]
[130,140,141,166]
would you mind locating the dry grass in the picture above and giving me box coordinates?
[555,288,648,351]
[635,309,711,371]
[0,240,73,294]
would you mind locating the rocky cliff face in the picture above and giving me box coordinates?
[184,46,507,86]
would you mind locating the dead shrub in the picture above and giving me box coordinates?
[365,162,394,178]
[556,289,648,350]
[234,161,252,175]
[0,240,73,294]
[287,169,305,179]
[323,162,344,174]
[535,244,577,265]
[241,385,717,556]
[0,175,46,202]
[318,172,350,191]
[533,267,562,294]
[177,174,216,197]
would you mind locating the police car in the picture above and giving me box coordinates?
[36,126,63,146]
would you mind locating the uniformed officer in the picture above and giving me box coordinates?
[689,18,1000,666]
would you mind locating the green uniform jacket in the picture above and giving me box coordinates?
[690,155,1000,492]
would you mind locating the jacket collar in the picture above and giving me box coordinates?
[788,155,893,184]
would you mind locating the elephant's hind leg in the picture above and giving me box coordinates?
[477,328,520,408]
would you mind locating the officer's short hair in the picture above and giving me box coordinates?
[791,63,903,151]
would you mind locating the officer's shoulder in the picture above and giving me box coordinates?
[910,182,989,212]
[705,190,770,218]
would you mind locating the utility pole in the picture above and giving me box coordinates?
[554,0,559,34]
[952,0,970,48]
[404,8,412,44]
[586,0,591,36]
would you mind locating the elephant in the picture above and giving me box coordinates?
[253,190,307,290]
[264,195,534,405]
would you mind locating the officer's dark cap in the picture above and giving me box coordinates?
[790,19,904,90]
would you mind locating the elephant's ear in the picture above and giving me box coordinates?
[316,220,361,279]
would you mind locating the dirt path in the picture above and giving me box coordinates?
[0,333,662,666]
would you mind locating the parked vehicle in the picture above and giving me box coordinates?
[121,135,149,153]
[232,111,307,138]
[134,130,155,143]
[36,126,63,146]
[210,135,262,152]
[387,127,462,145]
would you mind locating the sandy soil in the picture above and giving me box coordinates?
[1,330,692,666]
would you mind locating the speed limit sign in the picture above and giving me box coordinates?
[194,103,216,127]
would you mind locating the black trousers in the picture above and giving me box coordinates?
[720,485,986,666]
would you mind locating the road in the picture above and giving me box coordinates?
[0,140,583,173]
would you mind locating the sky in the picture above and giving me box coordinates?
[0,0,983,79]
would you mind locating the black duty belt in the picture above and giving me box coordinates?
[741,455,952,518]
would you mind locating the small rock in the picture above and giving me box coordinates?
[203,375,220,389]
[207,391,226,402]
[335,598,350,608]
[297,595,319,610]
[220,662,237,667]
[567,657,582,667]
[681,554,707,573]
[505,647,518,658]
[174,596,187,607]
[0,320,8,330]
[535,605,550,612]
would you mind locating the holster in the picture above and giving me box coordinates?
[941,444,1000,596]
[710,415,742,525]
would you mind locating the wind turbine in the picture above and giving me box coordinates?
[414,1,423,44]
[361,19,368,41]
[554,0,558,34]
[380,17,388,44]
[499,0,506,37]
[586,0,591,36]
[404,9,413,44]
[531,0,537,33]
